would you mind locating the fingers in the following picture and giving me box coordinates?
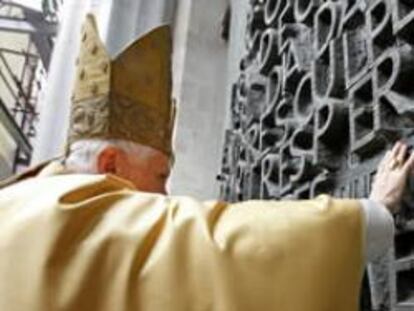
[390,141,401,159]
[396,143,408,165]
[403,152,414,173]
[378,151,391,173]
[379,142,410,173]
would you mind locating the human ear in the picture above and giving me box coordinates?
[97,146,119,174]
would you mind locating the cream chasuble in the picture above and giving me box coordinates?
[0,165,364,311]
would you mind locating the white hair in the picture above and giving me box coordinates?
[65,138,159,173]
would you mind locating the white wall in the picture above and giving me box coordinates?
[169,0,229,200]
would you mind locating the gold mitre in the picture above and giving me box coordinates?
[68,14,176,157]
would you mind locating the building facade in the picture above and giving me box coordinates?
[219,0,414,310]
[0,0,61,178]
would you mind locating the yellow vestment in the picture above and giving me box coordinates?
[0,164,364,311]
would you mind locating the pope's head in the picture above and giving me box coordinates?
[65,15,175,194]
[66,139,171,194]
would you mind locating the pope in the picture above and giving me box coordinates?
[0,14,412,311]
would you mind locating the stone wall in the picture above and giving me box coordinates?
[219,0,414,310]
